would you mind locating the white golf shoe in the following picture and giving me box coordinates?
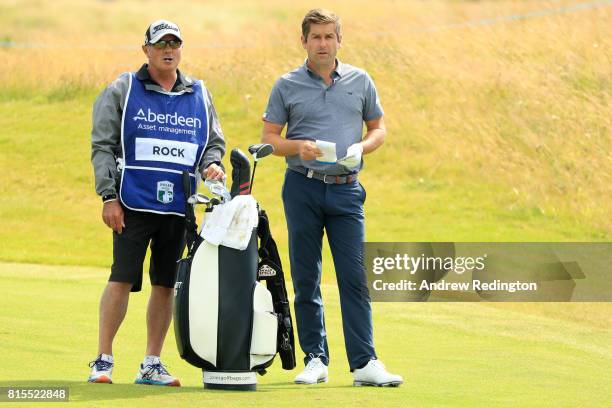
[87,354,113,384]
[352,359,403,387]
[294,357,328,384]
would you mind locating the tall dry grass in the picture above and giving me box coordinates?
[1,0,610,235]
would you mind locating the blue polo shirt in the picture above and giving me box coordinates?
[263,60,383,175]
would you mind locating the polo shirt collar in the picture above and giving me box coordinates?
[333,60,345,77]
[303,59,344,79]
[136,63,194,92]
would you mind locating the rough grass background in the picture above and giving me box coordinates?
[0,0,609,266]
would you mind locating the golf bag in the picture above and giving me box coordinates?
[173,148,295,390]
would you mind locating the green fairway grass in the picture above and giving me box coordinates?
[1,263,610,407]
[0,1,610,407]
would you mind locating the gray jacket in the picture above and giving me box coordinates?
[91,64,226,197]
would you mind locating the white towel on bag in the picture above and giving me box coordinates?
[201,195,258,250]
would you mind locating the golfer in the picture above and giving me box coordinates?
[88,20,225,385]
[261,9,402,386]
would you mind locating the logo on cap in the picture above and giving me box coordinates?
[146,20,182,44]
[152,23,178,34]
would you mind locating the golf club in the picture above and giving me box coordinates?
[204,179,232,203]
[247,143,274,194]
[187,193,211,206]
[229,148,251,197]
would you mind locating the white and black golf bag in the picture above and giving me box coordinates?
[173,148,295,390]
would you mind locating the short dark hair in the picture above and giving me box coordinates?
[301,9,341,40]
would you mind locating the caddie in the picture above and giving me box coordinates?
[88,19,225,386]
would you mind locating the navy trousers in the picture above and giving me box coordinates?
[282,169,376,370]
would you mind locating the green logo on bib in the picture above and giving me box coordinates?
[157,181,174,204]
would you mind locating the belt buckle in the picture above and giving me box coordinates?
[322,174,334,184]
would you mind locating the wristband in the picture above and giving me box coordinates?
[102,193,118,203]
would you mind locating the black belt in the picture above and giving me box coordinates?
[290,167,358,184]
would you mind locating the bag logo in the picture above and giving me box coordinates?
[157,181,174,204]
[258,264,277,277]
[174,281,182,297]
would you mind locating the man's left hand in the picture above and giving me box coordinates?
[337,143,363,169]
[202,163,225,181]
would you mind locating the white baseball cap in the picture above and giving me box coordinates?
[145,20,182,44]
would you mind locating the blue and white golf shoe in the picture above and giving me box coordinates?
[88,354,113,384]
[135,361,181,387]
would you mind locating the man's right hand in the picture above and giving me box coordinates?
[298,140,323,161]
[102,200,125,234]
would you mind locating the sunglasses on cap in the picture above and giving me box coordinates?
[148,40,182,49]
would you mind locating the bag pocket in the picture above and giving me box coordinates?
[250,281,278,369]
[250,310,278,356]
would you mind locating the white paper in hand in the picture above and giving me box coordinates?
[315,140,337,164]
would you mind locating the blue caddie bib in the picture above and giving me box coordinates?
[120,73,209,215]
